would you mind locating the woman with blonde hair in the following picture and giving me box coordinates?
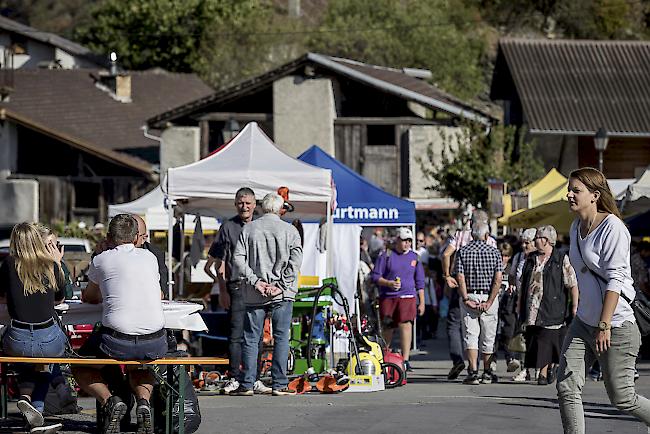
[557,167,650,433]
[0,223,67,433]
[34,223,74,299]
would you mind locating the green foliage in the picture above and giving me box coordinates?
[193,2,302,88]
[308,0,489,99]
[555,0,647,39]
[474,0,649,39]
[74,0,267,74]
[73,0,302,88]
[419,125,545,208]
[0,0,98,37]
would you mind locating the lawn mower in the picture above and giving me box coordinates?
[289,279,402,393]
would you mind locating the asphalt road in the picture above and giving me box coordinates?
[2,332,650,434]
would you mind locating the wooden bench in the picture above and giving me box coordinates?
[0,356,228,434]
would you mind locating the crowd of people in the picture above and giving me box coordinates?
[361,168,650,433]
[2,167,650,433]
[0,189,303,434]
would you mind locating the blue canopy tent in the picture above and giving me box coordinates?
[298,145,416,225]
[298,146,417,323]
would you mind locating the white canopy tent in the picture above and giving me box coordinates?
[108,186,220,231]
[163,122,335,299]
[621,168,650,216]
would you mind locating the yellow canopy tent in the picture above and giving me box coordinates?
[505,198,575,234]
[499,168,569,227]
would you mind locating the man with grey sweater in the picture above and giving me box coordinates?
[230,193,303,396]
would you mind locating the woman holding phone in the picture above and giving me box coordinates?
[0,223,68,433]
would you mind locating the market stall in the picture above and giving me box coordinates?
[163,122,335,299]
[298,145,416,314]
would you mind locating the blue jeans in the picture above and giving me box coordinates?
[446,305,465,365]
[2,322,67,412]
[240,301,293,390]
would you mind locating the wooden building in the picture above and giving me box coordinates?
[490,38,650,179]
[148,53,496,210]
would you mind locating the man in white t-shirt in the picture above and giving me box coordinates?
[73,214,166,434]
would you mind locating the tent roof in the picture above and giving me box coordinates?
[109,186,163,216]
[524,168,568,208]
[108,186,219,231]
[165,122,333,220]
[298,145,415,224]
[499,168,568,225]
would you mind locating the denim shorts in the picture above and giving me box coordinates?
[79,328,168,361]
[2,323,67,358]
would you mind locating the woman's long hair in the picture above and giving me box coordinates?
[9,223,59,295]
[569,167,622,219]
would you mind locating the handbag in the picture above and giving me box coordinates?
[574,224,650,336]
[507,332,526,353]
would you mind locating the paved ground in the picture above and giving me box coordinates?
[2,331,650,433]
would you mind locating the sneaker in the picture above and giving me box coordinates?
[220,378,240,395]
[480,371,497,384]
[30,423,63,434]
[404,361,413,372]
[254,380,272,395]
[507,359,521,372]
[272,387,297,396]
[102,396,127,434]
[17,398,44,428]
[229,385,253,396]
[589,366,602,382]
[635,368,640,381]
[512,370,529,383]
[135,399,153,434]
[462,371,480,385]
[447,362,466,380]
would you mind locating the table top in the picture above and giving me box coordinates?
[0,300,208,331]
[0,356,228,365]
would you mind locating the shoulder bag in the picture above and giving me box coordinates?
[574,224,650,336]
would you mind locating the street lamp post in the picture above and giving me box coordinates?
[594,127,609,173]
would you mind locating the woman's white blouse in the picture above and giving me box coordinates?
[569,214,636,328]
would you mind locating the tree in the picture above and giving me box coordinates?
[419,125,545,208]
[73,0,275,74]
[308,0,490,99]
[0,0,98,37]
[73,0,304,88]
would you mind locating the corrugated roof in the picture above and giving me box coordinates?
[0,15,105,66]
[1,69,213,174]
[494,38,650,136]
[148,52,496,128]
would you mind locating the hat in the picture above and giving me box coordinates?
[521,228,537,241]
[396,227,413,240]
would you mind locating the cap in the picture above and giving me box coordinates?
[396,227,413,240]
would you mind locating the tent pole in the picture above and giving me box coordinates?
[178,214,185,297]
[326,201,333,277]
[412,223,418,352]
[166,194,174,301]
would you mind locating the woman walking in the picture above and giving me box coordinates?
[0,223,68,433]
[520,225,578,386]
[557,167,650,433]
